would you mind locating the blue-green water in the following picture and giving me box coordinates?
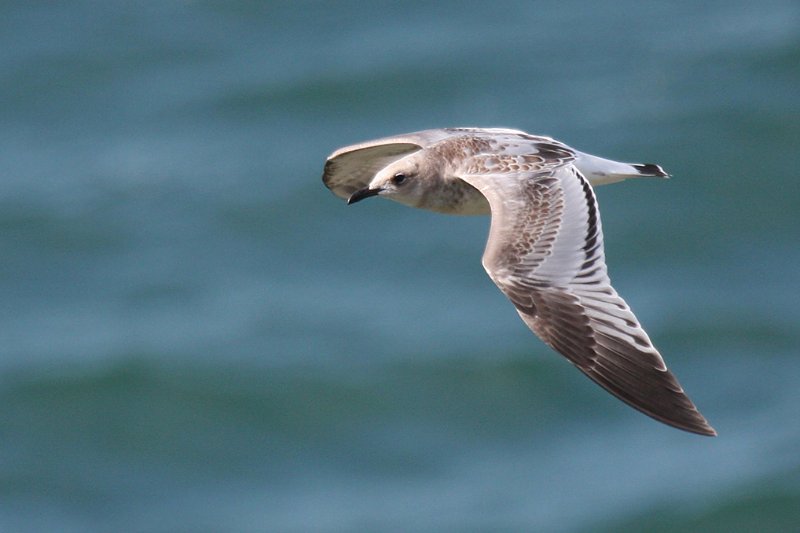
[2,1,799,531]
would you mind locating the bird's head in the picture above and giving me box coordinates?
[348,153,432,209]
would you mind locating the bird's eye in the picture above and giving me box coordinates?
[392,173,407,185]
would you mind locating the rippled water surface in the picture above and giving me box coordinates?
[1,1,799,531]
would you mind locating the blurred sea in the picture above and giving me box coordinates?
[1,1,799,531]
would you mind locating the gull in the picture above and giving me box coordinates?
[322,127,715,436]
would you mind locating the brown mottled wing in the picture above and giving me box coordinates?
[459,158,716,436]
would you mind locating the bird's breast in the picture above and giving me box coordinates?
[421,178,491,215]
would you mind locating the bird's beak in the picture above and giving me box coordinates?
[347,187,381,205]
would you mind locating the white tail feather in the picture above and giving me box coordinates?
[575,151,669,186]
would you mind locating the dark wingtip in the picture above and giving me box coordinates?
[321,159,337,189]
[652,406,717,437]
[683,416,717,437]
[633,163,670,178]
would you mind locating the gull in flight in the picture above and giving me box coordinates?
[322,127,715,436]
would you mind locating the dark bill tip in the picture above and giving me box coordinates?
[347,187,381,205]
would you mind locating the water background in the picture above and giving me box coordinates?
[2,1,799,531]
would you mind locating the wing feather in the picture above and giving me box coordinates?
[458,153,716,436]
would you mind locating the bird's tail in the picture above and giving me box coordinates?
[575,151,669,186]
